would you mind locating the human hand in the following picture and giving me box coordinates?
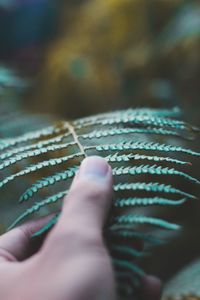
[0,156,162,300]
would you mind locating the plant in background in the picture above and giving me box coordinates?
[0,107,199,299]
[31,0,200,125]
[0,66,52,137]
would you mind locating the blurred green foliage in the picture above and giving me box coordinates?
[24,0,199,125]
[0,1,199,124]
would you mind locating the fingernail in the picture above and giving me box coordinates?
[79,156,109,179]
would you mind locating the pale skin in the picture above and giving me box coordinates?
[0,156,161,300]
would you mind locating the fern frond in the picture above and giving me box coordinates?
[108,229,164,245]
[19,167,78,203]
[0,123,69,151]
[110,245,145,258]
[115,197,186,207]
[8,191,67,230]
[0,143,77,171]
[113,258,145,277]
[113,165,200,184]
[105,152,190,165]
[0,154,82,189]
[0,133,73,160]
[114,182,195,199]
[76,114,188,130]
[81,127,180,139]
[102,115,187,129]
[32,214,60,237]
[74,107,181,126]
[93,141,200,157]
[115,215,180,230]
[135,106,181,118]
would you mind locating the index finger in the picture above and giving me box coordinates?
[0,215,53,262]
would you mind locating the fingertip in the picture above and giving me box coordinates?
[65,156,113,211]
[78,156,111,180]
[54,156,113,242]
[70,156,112,192]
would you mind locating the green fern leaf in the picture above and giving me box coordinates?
[115,197,186,207]
[115,215,180,230]
[0,124,69,151]
[107,229,164,245]
[93,141,200,157]
[0,135,74,160]
[105,152,190,165]
[113,165,200,184]
[76,114,188,130]
[114,182,195,199]
[110,245,146,258]
[0,153,83,189]
[8,191,67,230]
[19,167,78,203]
[32,214,60,237]
[74,107,181,126]
[81,127,180,139]
[113,258,145,277]
[0,107,199,299]
[0,143,77,171]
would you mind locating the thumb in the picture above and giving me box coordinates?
[44,156,113,256]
